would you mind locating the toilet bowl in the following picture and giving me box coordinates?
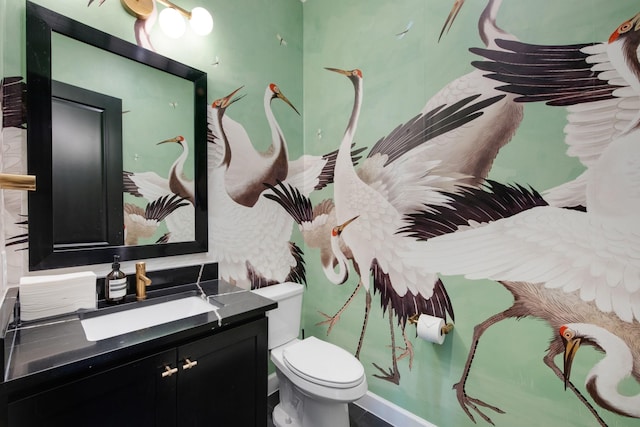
[252,283,368,427]
[271,337,367,427]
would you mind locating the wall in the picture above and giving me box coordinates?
[0,0,26,295]
[300,1,639,427]
[1,1,639,426]
[0,0,303,284]
[0,0,6,292]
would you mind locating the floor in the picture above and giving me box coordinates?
[267,391,394,427]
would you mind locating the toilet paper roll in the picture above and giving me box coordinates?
[416,314,446,345]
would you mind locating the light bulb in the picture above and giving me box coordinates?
[159,7,186,39]
[190,7,213,36]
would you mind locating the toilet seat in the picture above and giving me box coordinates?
[282,337,365,389]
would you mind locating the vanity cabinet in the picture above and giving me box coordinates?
[176,317,267,426]
[6,318,268,427]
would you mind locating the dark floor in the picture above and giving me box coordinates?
[267,391,394,427]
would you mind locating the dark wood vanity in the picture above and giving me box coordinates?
[0,278,275,427]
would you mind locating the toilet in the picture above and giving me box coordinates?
[252,282,368,427]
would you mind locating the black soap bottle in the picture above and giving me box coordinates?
[105,255,127,304]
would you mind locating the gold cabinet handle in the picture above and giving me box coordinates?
[162,366,178,378]
[182,358,198,370]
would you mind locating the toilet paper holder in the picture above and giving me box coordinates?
[408,314,454,335]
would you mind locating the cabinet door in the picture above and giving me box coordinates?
[8,349,177,427]
[176,318,268,427]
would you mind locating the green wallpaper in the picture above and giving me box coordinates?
[2,0,639,426]
[25,0,304,169]
[2,0,303,264]
[301,1,640,427]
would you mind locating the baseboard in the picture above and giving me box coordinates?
[267,373,436,427]
[354,391,437,427]
[268,372,279,396]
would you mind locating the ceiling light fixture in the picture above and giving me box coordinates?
[121,0,213,38]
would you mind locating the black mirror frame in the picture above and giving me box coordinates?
[26,1,208,270]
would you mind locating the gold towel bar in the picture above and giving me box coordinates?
[0,173,36,191]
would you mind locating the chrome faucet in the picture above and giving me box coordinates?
[135,262,152,300]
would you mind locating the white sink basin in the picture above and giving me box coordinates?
[81,296,217,341]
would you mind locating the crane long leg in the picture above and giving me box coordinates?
[543,338,608,427]
[316,282,362,335]
[355,289,372,359]
[372,308,401,385]
[396,328,415,369]
[454,308,512,426]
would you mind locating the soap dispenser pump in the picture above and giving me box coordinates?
[105,255,127,304]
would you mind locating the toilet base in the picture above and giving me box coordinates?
[272,371,351,427]
[272,404,297,427]
[272,401,350,427]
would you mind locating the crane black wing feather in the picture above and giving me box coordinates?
[400,180,547,241]
[368,93,506,165]
[314,144,367,190]
[1,77,27,128]
[372,260,455,325]
[263,180,314,225]
[145,194,189,222]
[471,39,623,106]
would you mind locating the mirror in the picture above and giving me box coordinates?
[51,80,124,249]
[26,1,208,271]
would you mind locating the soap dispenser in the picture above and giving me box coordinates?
[105,255,127,304]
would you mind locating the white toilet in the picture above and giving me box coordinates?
[252,282,368,427]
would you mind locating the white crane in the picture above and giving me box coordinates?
[207,88,305,288]
[207,82,364,289]
[93,0,158,51]
[471,12,640,208]
[160,136,195,204]
[220,83,346,209]
[222,84,299,208]
[561,323,640,419]
[124,135,194,204]
[2,126,29,283]
[264,86,503,335]
[303,0,522,382]
[398,13,640,424]
[123,135,195,242]
[123,194,188,245]
[263,184,348,288]
[401,180,612,426]
[325,65,511,383]
[426,0,523,186]
[132,1,157,52]
[412,122,640,424]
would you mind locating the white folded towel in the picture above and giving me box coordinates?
[19,271,98,321]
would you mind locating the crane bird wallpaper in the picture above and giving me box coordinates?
[1,0,639,426]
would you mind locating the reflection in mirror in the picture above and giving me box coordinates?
[52,31,196,245]
[51,80,123,249]
[26,1,208,271]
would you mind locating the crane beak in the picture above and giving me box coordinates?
[438,0,465,42]
[275,91,301,116]
[325,67,363,82]
[336,215,359,234]
[222,86,245,108]
[562,336,582,390]
[325,67,351,76]
[157,136,180,145]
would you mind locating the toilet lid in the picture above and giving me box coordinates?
[282,337,365,388]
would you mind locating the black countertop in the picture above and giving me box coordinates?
[0,278,276,399]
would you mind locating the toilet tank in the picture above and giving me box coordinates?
[251,282,304,350]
